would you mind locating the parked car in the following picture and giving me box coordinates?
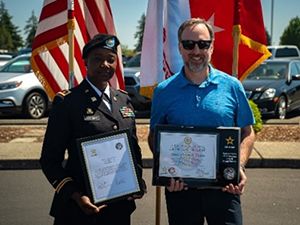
[242,59,300,119]
[0,54,13,67]
[124,53,152,111]
[267,45,300,59]
[0,54,51,119]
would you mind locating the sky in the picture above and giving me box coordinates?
[2,0,300,49]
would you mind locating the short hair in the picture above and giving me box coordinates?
[177,18,215,42]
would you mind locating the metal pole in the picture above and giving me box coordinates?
[68,0,75,89]
[270,0,274,45]
[155,186,161,225]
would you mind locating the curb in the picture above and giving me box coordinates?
[1,158,300,170]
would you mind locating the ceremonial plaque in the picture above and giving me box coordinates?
[152,125,241,188]
[77,129,143,206]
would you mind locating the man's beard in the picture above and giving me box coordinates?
[185,55,210,73]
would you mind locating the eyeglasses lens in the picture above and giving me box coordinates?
[181,40,211,50]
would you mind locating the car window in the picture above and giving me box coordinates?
[0,57,31,73]
[290,63,299,76]
[275,48,299,58]
[246,62,287,80]
[125,53,141,67]
[295,62,300,73]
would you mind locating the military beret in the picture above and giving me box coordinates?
[82,33,120,59]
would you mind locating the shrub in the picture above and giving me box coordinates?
[248,100,263,133]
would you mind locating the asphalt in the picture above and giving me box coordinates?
[0,116,299,170]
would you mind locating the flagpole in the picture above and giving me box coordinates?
[232,25,240,78]
[155,186,161,225]
[68,0,75,89]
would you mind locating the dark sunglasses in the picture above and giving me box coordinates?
[181,40,212,50]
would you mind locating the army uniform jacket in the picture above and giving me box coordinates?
[40,79,142,222]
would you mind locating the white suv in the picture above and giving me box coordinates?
[0,54,51,119]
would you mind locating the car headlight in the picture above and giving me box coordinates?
[260,88,276,99]
[0,81,22,90]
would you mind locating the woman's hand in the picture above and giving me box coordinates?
[72,192,107,215]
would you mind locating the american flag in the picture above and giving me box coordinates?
[31,0,124,100]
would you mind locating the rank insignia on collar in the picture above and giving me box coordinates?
[86,108,93,114]
[119,106,135,118]
[113,96,117,102]
[91,96,97,102]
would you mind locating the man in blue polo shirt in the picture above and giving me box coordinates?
[148,18,255,225]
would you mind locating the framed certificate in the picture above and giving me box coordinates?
[76,129,143,206]
[152,125,241,188]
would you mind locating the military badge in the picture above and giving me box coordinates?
[86,108,94,114]
[223,167,236,180]
[119,106,135,118]
[106,37,115,48]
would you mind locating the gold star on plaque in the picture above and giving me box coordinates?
[226,136,234,145]
[162,167,167,172]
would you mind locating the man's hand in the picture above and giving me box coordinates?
[222,168,247,195]
[167,178,188,192]
[72,192,107,215]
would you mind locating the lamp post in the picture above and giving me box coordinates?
[270,0,274,45]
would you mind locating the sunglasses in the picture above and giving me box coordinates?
[181,40,212,50]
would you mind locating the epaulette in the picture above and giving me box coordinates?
[118,89,128,95]
[57,90,72,97]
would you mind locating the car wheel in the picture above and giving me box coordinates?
[276,96,287,119]
[23,92,46,119]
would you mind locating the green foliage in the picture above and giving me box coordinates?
[0,1,23,51]
[134,13,145,52]
[121,44,136,56]
[280,16,300,49]
[248,100,263,133]
[24,10,38,48]
[265,28,271,46]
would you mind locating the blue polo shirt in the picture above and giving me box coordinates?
[150,65,254,132]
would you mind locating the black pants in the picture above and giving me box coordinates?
[165,188,242,225]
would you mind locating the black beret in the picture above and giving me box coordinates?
[82,33,120,59]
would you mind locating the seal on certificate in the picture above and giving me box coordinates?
[168,167,176,175]
[223,167,236,180]
[115,142,123,150]
[184,136,192,145]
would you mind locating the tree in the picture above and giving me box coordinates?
[134,13,145,52]
[0,1,23,51]
[265,28,271,46]
[280,16,300,49]
[24,10,38,48]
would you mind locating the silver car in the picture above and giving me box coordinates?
[124,53,151,111]
[0,54,51,119]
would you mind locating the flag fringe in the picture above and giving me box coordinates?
[31,57,56,100]
[238,35,272,81]
[140,85,157,99]
[31,35,69,100]
[232,25,272,81]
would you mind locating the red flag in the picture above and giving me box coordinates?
[31,0,124,100]
[140,0,271,98]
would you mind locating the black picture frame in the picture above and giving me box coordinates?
[76,129,143,206]
[152,125,241,188]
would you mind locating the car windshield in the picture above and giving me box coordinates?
[246,62,287,80]
[125,53,141,68]
[0,56,31,73]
